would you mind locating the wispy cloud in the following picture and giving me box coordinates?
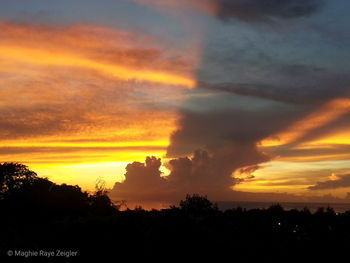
[0,22,196,87]
[262,99,350,147]
[133,0,323,23]
[0,21,200,177]
[309,172,350,190]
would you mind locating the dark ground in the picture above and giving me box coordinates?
[1,163,350,261]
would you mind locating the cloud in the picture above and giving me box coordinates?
[166,149,252,193]
[0,22,197,79]
[111,147,269,202]
[166,105,299,158]
[0,21,197,140]
[261,98,350,147]
[198,71,350,106]
[110,153,350,204]
[236,164,263,178]
[0,21,201,168]
[159,102,289,202]
[112,156,170,201]
[308,173,350,190]
[0,145,167,165]
[214,0,323,23]
[133,0,323,23]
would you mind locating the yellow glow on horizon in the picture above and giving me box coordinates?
[0,140,170,148]
[276,153,350,162]
[232,158,350,197]
[0,137,169,190]
[234,183,310,191]
[16,146,168,191]
[30,161,130,191]
[303,131,350,146]
[0,22,199,193]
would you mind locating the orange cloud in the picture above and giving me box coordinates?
[0,45,195,88]
[0,23,196,88]
[329,173,341,181]
[0,21,200,189]
[261,98,350,147]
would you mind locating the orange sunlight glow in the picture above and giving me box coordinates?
[329,173,341,181]
[0,45,196,88]
[253,98,350,195]
[302,131,350,146]
[0,22,201,190]
[261,98,350,147]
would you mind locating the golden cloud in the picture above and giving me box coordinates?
[0,21,200,189]
[261,98,350,147]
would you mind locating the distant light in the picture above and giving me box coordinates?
[278,222,281,226]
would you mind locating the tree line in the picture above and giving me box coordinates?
[1,162,350,261]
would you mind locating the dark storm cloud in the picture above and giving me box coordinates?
[274,144,350,161]
[216,0,323,23]
[166,107,303,157]
[112,106,288,202]
[309,174,350,190]
[156,100,301,201]
[159,67,348,202]
[198,67,350,106]
[166,149,267,193]
[198,82,321,106]
[111,149,269,202]
[112,157,170,201]
[110,153,350,203]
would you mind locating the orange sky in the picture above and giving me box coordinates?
[0,22,199,190]
[1,3,350,202]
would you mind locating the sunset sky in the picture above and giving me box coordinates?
[1,0,350,205]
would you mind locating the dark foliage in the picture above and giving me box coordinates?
[179,194,218,214]
[1,163,350,261]
[0,163,37,198]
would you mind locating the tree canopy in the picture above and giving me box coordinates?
[0,162,37,198]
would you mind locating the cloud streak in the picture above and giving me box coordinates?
[261,98,350,147]
[214,0,323,23]
[309,173,350,190]
[0,22,195,88]
[0,22,196,139]
[134,0,323,23]
[0,21,201,181]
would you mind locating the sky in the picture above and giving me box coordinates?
[1,0,350,206]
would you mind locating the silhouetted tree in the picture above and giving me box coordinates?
[0,163,118,216]
[0,162,37,199]
[267,203,284,213]
[179,194,218,214]
[1,163,350,261]
[88,178,116,215]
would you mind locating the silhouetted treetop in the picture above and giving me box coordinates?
[0,162,37,198]
[89,178,116,215]
[179,194,218,214]
[0,162,117,216]
[267,203,284,213]
[0,163,350,261]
